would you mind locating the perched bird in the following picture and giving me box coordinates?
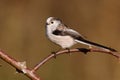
[46,17,117,52]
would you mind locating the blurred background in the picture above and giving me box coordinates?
[0,0,120,80]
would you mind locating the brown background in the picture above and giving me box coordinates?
[0,0,120,80]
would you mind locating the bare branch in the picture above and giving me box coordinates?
[32,48,120,72]
[0,50,40,80]
[0,47,119,80]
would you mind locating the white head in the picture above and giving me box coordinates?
[46,17,62,32]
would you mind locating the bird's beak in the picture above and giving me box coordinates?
[46,23,49,25]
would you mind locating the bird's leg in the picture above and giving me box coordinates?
[51,51,57,59]
[51,48,71,58]
[65,48,71,55]
[65,48,70,53]
[88,45,93,50]
[51,48,62,58]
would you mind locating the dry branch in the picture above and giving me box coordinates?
[32,48,120,72]
[0,50,40,80]
[0,47,119,80]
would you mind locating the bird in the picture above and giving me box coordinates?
[45,17,117,52]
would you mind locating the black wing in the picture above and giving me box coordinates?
[52,26,117,52]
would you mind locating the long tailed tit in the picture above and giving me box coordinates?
[46,17,116,52]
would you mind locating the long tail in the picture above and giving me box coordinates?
[75,37,117,52]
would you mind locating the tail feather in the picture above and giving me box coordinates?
[75,37,117,52]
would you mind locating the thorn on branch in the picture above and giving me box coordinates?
[17,61,27,73]
[16,69,23,73]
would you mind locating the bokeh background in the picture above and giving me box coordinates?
[0,0,120,80]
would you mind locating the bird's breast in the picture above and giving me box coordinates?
[47,33,76,48]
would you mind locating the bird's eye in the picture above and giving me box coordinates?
[51,21,54,24]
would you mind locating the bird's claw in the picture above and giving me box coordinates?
[65,48,71,55]
[51,52,57,59]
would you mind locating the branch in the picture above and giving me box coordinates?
[0,50,40,80]
[32,48,120,72]
[0,47,119,80]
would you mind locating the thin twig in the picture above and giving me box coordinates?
[31,48,87,72]
[32,48,120,72]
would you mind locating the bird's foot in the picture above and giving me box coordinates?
[51,52,57,59]
[65,48,71,55]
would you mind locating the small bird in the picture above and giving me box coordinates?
[46,17,117,52]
